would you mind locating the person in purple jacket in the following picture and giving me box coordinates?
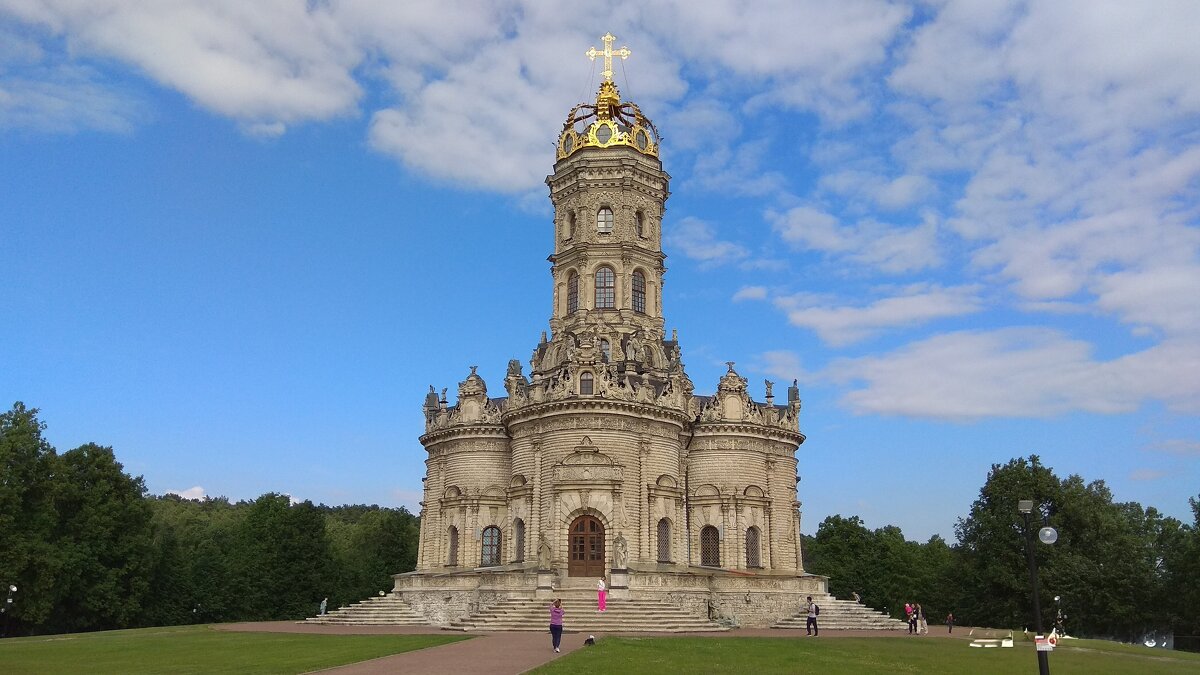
[549,598,565,653]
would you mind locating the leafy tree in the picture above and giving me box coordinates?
[954,455,1059,630]
[40,443,155,633]
[228,494,333,620]
[326,505,419,608]
[0,403,59,633]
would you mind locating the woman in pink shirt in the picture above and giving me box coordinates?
[549,598,564,652]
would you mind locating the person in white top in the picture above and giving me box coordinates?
[597,578,607,612]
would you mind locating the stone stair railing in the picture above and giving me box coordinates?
[304,594,428,626]
[772,596,908,631]
[448,595,728,633]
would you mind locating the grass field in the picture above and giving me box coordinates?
[529,635,1200,675]
[2,625,1197,674]
[0,625,469,675]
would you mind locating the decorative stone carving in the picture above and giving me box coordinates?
[613,531,629,569]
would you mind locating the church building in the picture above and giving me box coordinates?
[393,35,828,627]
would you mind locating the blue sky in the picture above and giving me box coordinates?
[2,1,1198,542]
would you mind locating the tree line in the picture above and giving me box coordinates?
[4,402,1198,646]
[1,403,418,636]
[804,456,1200,648]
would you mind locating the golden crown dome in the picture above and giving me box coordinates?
[556,33,660,161]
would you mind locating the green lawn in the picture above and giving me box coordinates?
[529,635,1200,675]
[0,624,469,675]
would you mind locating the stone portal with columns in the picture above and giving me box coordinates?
[394,34,825,627]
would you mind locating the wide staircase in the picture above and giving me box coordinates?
[447,594,728,633]
[304,594,428,626]
[772,596,907,631]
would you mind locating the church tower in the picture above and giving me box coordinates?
[403,34,820,628]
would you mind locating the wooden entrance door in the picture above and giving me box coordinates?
[568,515,605,577]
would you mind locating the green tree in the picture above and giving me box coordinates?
[0,402,59,634]
[954,455,1059,630]
[41,443,155,633]
[327,505,419,607]
[229,494,333,620]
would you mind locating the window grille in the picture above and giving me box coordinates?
[700,525,720,566]
[514,519,525,562]
[632,272,646,314]
[567,272,579,314]
[657,518,672,562]
[597,207,613,233]
[481,526,501,566]
[448,526,459,566]
[746,526,761,568]
[595,267,615,309]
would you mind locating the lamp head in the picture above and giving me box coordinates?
[1017,499,1035,514]
[1038,526,1059,545]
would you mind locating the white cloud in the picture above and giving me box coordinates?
[882,0,1200,348]
[754,350,810,385]
[167,486,207,500]
[665,216,748,266]
[819,170,936,211]
[774,285,980,346]
[770,206,942,274]
[1129,469,1167,482]
[829,329,1200,420]
[732,286,767,302]
[2,0,365,125]
[1146,439,1200,457]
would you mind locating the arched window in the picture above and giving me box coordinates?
[700,525,720,567]
[632,271,646,314]
[594,267,615,309]
[481,525,501,566]
[597,207,613,234]
[567,272,579,314]
[579,371,594,395]
[513,519,526,562]
[746,526,762,568]
[600,339,611,362]
[635,211,645,237]
[448,526,459,566]
[657,518,672,563]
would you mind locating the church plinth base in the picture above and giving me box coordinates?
[610,569,631,600]
[536,570,556,599]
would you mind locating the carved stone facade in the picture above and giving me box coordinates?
[398,61,823,627]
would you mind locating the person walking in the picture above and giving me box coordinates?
[597,577,607,612]
[805,596,819,636]
[319,598,327,616]
[908,604,918,635]
[946,611,955,634]
[917,603,928,635]
[549,598,565,653]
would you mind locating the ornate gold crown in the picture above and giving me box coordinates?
[556,33,660,161]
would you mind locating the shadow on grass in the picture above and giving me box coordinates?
[0,624,470,675]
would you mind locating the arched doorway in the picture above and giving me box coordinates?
[568,515,605,577]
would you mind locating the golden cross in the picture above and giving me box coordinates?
[586,32,630,83]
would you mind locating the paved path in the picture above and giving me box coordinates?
[216,622,978,675]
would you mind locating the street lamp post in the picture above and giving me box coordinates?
[2,584,16,638]
[1018,499,1057,675]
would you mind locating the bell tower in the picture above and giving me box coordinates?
[545,33,670,347]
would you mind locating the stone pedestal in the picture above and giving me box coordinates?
[610,568,630,600]
[536,570,556,599]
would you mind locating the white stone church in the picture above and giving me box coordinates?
[385,37,838,629]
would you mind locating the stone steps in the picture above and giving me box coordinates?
[304,594,429,626]
[448,596,728,633]
[772,596,908,631]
